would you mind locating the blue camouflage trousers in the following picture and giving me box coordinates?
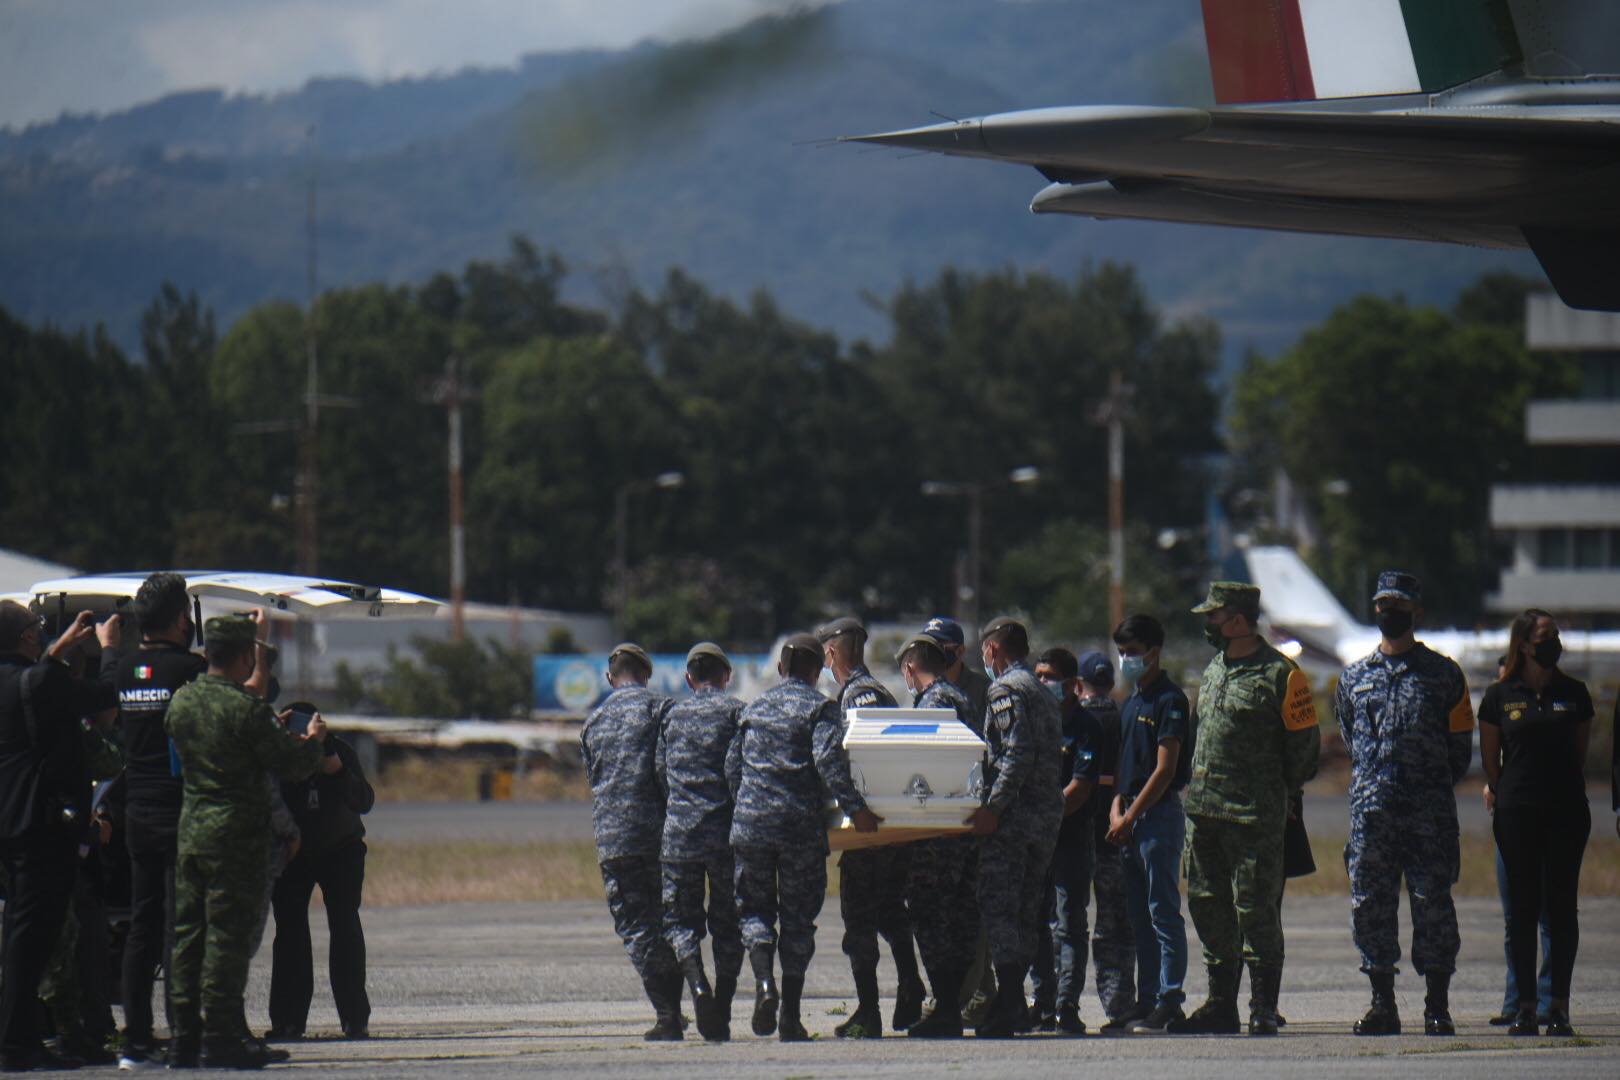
[838,847,912,971]
[978,813,1057,970]
[905,836,979,977]
[1347,806,1461,976]
[1090,837,1137,1018]
[661,851,743,982]
[600,855,678,981]
[734,844,827,978]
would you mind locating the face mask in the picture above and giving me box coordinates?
[1204,623,1227,649]
[1375,609,1413,639]
[1040,678,1065,703]
[1532,638,1563,669]
[1119,654,1148,683]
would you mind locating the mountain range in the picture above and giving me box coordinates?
[0,0,1537,361]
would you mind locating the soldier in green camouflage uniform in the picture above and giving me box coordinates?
[1173,583,1319,1037]
[165,616,324,1068]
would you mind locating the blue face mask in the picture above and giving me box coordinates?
[1040,678,1066,703]
[1119,653,1148,683]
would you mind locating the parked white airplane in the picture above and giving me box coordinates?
[1243,546,1620,684]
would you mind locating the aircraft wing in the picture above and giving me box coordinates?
[27,571,442,621]
[847,104,1620,309]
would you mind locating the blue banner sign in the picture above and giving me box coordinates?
[534,654,771,714]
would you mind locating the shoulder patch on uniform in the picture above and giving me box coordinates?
[1282,668,1318,732]
[850,691,880,708]
[990,694,1013,713]
[1351,682,1375,694]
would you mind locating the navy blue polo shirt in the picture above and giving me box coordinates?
[1057,701,1105,849]
[1116,671,1192,799]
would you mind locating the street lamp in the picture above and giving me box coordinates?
[613,470,686,637]
[920,466,1040,639]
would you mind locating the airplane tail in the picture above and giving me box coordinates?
[1241,546,1368,655]
[1200,0,1523,105]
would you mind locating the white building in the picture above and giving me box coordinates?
[1488,296,1620,617]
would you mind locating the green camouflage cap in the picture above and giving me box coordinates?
[1191,581,1261,615]
[685,641,731,669]
[608,642,652,669]
[204,614,257,646]
[894,633,947,665]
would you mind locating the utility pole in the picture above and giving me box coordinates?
[611,471,685,639]
[433,356,474,641]
[921,467,1040,644]
[296,125,320,577]
[1094,371,1134,632]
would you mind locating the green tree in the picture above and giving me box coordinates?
[371,636,535,719]
[1229,289,1579,623]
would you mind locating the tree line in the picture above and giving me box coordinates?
[0,239,1573,649]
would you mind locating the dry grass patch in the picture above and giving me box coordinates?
[366,840,603,905]
[372,758,589,803]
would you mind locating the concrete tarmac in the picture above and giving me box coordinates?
[229,892,1620,1078]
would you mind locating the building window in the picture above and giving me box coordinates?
[1579,354,1620,400]
[1538,528,1571,568]
[1574,528,1606,569]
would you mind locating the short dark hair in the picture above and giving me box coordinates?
[899,641,947,677]
[609,651,652,683]
[136,573,190,635]
[984,622,1029,659]
[1036,647,1078,680]
[782,642,823,683]
[1112,614,1164,650]
[204,635,255,670]
[686,653,728,685]
[0,600,36,653]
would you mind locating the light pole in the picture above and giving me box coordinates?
[1092,371,1134,633]
[921,466,1040,639]
[613,470,685,638]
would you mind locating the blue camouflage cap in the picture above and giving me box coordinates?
[921,616,964,647]
[1373,570,1421,603]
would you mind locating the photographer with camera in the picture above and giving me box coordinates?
[266,703,375,1042]
[0,601,118,1071]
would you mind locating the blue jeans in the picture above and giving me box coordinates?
[1495,849,1552,1014]
[1120,795,1187,1006]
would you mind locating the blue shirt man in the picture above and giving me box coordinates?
[1106,614,1190,1031]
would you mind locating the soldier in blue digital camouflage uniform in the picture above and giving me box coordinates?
[966,616,1063,1038]
[892,634,981,1039]
[656,641,746,1042]
[726,634,879,1041]
[817,616,925,1038]
[1336,571,1473,1037]
[580,643,682,1040]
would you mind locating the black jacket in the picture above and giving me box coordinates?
[279,735,374,859]
[0,654,114,841]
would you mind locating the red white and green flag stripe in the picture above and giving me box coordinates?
[1201,0,1523,104]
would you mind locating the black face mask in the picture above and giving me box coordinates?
[1531,638,1563,669]
[1375,609,1413,640]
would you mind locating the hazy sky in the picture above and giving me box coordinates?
[0,0,826,129]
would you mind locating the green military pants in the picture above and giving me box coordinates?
[1183,814,1286,996]
[170,847,268,1038]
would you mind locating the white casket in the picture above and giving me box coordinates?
[828,708,987,847]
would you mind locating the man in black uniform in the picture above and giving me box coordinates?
[819,617,926,1038]
[109,573,269,1066]
[1,602,116,1072]
[267,718,376,1041]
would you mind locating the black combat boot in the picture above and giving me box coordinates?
[681,954,724,1042]
[1056,1005,1086,1035]
[1168,965,1240,1034]
[1507,1005,1539,1036]
[641,970,684,1041]
[1353,971,1401,1036]
[778,974,810,1042]
[975,964,1029,1038]
[750,945,779,1037]
[890,937,927,1031]
[1423,971,1455,1036]
[712,973,737,1042]
[835,965,883,1038]
[166,1031,200,1070]
[909,966,965,1039]
[200,1021,274,1070]
[1247,965,1282,1036]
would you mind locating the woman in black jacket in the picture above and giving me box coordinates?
[265,716,375,1041]
[1479,609,1594,1038]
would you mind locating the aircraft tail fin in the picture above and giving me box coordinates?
[1200,0,1522,105]
[1242,546,1368,654]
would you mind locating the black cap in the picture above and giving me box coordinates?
[815,616,865,645]
[921,616,964,647]
[980,615,1025,641]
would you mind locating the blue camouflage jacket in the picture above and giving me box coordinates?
[1336,642,1473,814]
[982,661,1063,828]
[581,684,674,861]
[657,686,745,861]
